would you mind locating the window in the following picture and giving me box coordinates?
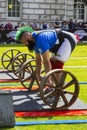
[74,0,84,19]
[8,0,20,17]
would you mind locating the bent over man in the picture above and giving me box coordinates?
[15,26,77,84]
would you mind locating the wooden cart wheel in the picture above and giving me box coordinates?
[40,69,79,110]
[1,49,21,71]
[12,52,35,77]
[19,59,45,90]
[19,59,39,90]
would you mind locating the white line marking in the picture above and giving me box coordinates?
[69,57,87,59]
[64,66,87,68]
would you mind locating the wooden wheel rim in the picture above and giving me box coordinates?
[1,49,21,71]
[40,69,79,110]
[12,52,34,77]
[19,59,38,90]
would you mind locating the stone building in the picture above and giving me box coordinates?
[0,0,87,27]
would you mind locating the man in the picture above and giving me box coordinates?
[54,17,60,28]
[30,19,40,30]
[15,26,77,84]
[5,21,13,30]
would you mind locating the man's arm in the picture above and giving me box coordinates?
[36,50,52,84]
[35,53,42,81]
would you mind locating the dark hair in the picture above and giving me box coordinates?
[27,40,35,52]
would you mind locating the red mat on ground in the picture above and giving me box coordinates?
[0,79,19,83]
[1,86,38,91]
[1,87,87,117]
[15,109,87,117]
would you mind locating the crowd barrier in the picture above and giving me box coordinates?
[0,30,16,44]
[0,29,87,44]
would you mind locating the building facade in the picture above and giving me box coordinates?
[0,0,87,26]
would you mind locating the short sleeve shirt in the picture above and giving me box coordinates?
[32,30,58,54]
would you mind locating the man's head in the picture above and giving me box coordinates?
[15,26,35,51]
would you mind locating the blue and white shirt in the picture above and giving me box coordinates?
[32,30,58,54]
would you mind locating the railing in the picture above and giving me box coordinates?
[0,29,87,44]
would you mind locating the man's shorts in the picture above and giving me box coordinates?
[52,31,77,63]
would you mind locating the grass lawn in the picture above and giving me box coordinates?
[0,43,87,130]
